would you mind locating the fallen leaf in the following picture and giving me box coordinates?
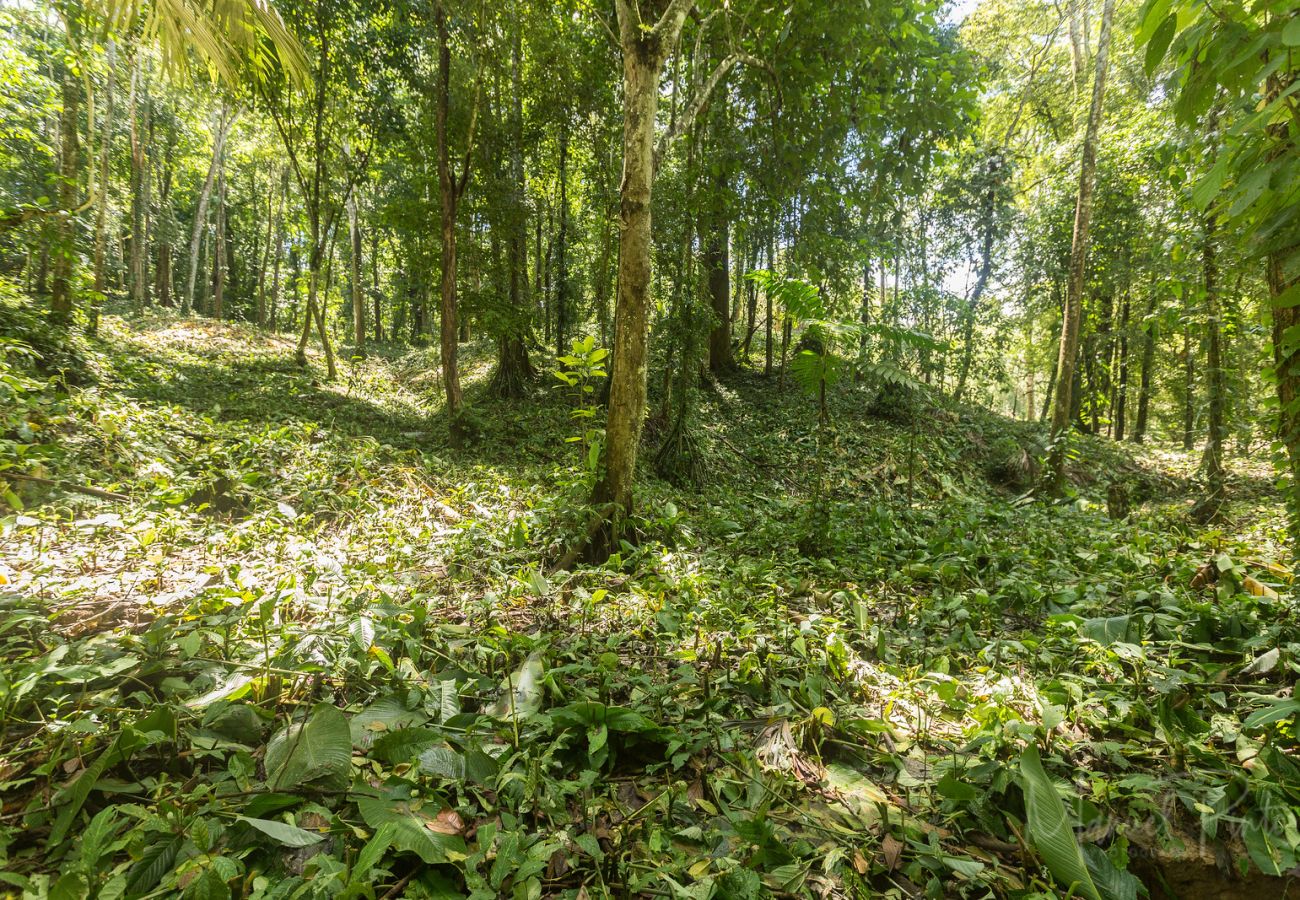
[425,808,464,835]
[881,834,903,871]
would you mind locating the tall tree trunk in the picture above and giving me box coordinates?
[1269,249,1300,554]
[764,231,774,376]
[1047,0,1115,494]
[434,0,480,446]
[491,21,533,398]
[1182,315,1195,450]
[1132,294,1156,442]
[706,170,732,373]
[1114,292,1130,440]
[349,190,364,351]
[212,150,227,320]
[1193,213,1226,522]
[129,52,151,309]
[595,0,692,519]
[269,170,287,329]
[954,155,1000,402]
[555,115,571,358]
[372,229,383,342]
[51,66,80,323]
[92,40,116,307]
[185,106,235,313]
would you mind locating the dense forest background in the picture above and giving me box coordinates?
[0,0,1298,897]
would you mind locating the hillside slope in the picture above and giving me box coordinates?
[0,312,1295,899]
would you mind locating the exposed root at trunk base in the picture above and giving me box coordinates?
[549,502,618,573]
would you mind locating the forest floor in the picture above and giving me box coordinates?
[1,309,1297,900]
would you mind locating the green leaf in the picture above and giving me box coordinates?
[484,652,544,721]
[265,703,353,790]
[237,816,325,848]
[1243,698,1300,730]
[354,796,466,865]
[1019,745,1102,900]
[1283,15,1300,47]
[1144,15,1177,74]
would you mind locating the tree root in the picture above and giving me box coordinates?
[549,502,617,573]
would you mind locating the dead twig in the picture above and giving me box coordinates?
[4,472,130,503]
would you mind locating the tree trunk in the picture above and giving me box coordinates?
[954,156,1000,402]
[51,66,80,323]
[129,52,151,310]
[1132,294,1156,442]
[706,170,732,373]
[1193,213,1226,522]
[92,40,116,304]
[554,116,571,358]
[1047,0,1115,494]
[212,150,227,319]
[764,232,774,376]
[435,0,476,446]
[349,190,364,351]
[372,229,383,342]
[185,107,235,313]
[1114,292,1130,440]
[1269,249,1300,555]
[1182,315,1195,451]
[595,0,692,518]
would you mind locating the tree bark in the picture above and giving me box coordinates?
[50,66,80,323]
[1182,313,1195,450]
[349,190,364,351]
[1046,0,1115,494]
[595,0,694,519]
[1193,212,1226,522]
[185,107,235,313]
[92,40,116,303]
[212,149,227,320]
[953,155,1001,402]
[1114,292,1130,440]
[706,169,732,373]
[1132,294,1156,442]
[434,0,481,446]
[555,115,571,358]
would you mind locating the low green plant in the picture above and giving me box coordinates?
[553,335,608,476]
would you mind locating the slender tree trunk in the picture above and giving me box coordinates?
[434,0,479,446]
[349,190,364,351]
[555,115,571,358]
[1182,315,1195,450]
[764,232,774,376]
[706,169,732,373]
[491,22,533,398]
[1193,213,1226,522]
[954,156,1000,402]
[269,170,287,329]
[212,151,227,320]
[130,52,151,309]
[372,229,383,341]
[185,106,235,313]
[1114,292,1130,440]
[92,40,116,307]
[1133,294,1156,442]
[51,66,80,323]
[1047,0,1115,494]
[595,0,692,518]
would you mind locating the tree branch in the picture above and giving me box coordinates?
[654,52,772,167]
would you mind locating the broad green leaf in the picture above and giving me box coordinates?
[237,816,325,848]
[265,703,352,790]
[1019,745,1102,900]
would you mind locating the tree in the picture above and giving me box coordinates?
[1046,0,1116,494]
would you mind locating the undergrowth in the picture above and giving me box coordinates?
[0,306,1295,899]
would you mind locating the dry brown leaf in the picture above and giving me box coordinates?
[426,808,465,835]
[881,834,904,871]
